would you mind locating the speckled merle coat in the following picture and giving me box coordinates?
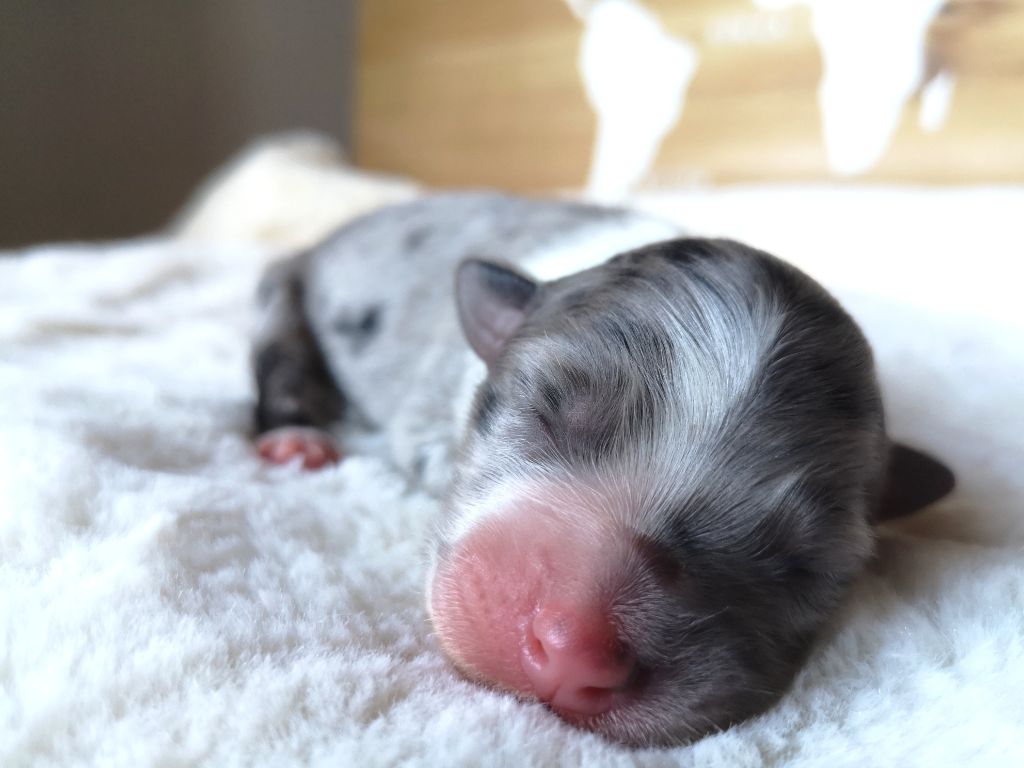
[251,192,953,746]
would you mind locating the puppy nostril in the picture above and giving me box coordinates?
[519,606,633,717]
[525,628,548,666]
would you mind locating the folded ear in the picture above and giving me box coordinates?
[875,442,956,522]
[456,259,540,365]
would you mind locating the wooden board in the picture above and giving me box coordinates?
[355,0,1024,189]
[355,0,594,190]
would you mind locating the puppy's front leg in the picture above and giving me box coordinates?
[252,256,344,470]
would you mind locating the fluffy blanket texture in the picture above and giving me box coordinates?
[2,136,1022,767]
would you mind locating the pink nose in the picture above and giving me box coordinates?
[520,606,634,717]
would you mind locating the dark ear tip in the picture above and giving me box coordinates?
[457,258,539,310]
[934,458,956,497]
[876,443,957,522]
[905,445,956,499]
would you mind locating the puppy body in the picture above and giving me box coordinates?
[255,193,678,486]
[252,193,952,745]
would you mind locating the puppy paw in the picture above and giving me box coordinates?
[256,427,342,470]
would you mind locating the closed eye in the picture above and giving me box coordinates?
[532,407,555,441]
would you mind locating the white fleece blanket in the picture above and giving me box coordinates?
[2,140,1023,767]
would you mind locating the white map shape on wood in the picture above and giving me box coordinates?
[572,0,697,200]
[757,0,948,175]
[571,0,951,189]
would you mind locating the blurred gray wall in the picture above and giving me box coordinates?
[0,1,355,248]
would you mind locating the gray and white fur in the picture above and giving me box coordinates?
[251,193,954,746]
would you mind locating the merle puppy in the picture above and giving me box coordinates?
[251,193,953,746]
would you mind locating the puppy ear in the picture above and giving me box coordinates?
[875,443,956,522]
[456,259,540,365]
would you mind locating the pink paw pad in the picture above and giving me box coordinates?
[256,427,342,470]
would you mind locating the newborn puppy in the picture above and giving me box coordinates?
[252,193,954,746]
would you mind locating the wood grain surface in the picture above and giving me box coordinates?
[355,0,594,189]
[354,0,1024,189]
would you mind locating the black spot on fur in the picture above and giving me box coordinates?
[333,306,382,353]
[403,226,430,251]
[537,378,565,415]
[559,288,592,313]
[655,238,727,267]
[612,265,646,283]
[473,383,500,434]
[593,315,672,367]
